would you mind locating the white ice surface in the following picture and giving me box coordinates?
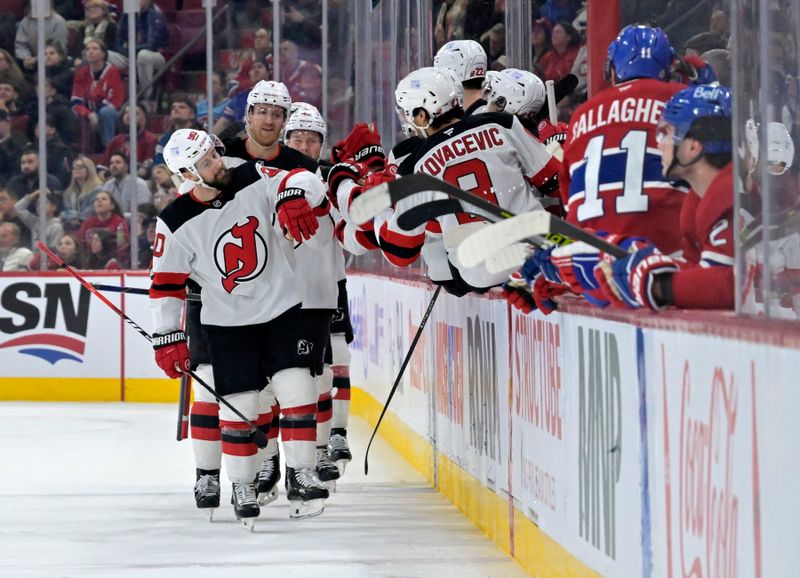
[0,403,526,577]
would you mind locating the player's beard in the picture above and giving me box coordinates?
[205,166,232,189]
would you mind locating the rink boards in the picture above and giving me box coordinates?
[1,271,799,577]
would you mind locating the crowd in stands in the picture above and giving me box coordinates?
[0,0,742,273]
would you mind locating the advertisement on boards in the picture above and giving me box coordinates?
[647,331,776,578]
[0,273,123,378]
[516,313,643,577]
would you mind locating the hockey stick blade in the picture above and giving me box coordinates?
[349,181,392,224]
[458,211,628,268]
[457,211,554,267]
[483,243,533,274]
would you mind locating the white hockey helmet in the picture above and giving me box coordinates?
[433,39,488,83]
[285,102,327,142]
[485,68,546,118]
[247,80,292,113]
[745,119,796,175]
[395,67,460,137]
[163,128,225,185]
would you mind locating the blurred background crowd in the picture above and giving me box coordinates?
[1,0,798,321]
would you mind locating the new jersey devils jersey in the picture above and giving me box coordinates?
[380,113,551,272]
[560,79,687,254]
[150,162,301,332]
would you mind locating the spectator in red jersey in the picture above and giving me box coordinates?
[233,28,272,93]
[76,189,129,252]
[104,103,159,170]
[71,38,125,147]
[538,21,581,82]
[279,39,322,110]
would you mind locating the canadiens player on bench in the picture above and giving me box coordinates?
[152,128,330,526]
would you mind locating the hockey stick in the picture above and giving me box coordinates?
[546,80,558,125]
[36,241,268,448]
[534,74,578,124]
[176,301,191,442]
[352,173,626,257]
[364,285,441,475]
[92,283,202,301]
[458,210,627,268]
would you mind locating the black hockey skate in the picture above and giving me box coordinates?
[315,446,341,493]
[231,481,260,531]
[328,429,352,475]
[285,466,329,519]
[194,469,220,521]
[257,453,281,506]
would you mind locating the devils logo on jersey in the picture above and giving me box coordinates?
[214,216,268,293]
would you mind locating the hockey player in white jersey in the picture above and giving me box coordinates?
[152,128,330,525]
[374,67,555,295]
[433,39,488,116]
[285,103,355,474]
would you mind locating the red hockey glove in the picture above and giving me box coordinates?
[330,138,347,164]
[153,330,190,379]
[276,186,319,241]
[361,163,397,190]
[531,274,567,315]
[327,161,373,210]
[502,271,536,313]
[536,120,569,147]
[342,122,385,167]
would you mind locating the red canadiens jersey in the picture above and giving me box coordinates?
[561,79,687,254]
[672,163,735,309]
[150,162,304,332]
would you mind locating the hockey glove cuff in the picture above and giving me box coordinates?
[276,187,319,241]
[153,330,190,379]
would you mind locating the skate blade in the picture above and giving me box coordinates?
[257,488,278,506]
[241,517,256,532]
[289,499,325,519]
[204,508,217,522]
[335,459,350,476]
[324,479,336,494]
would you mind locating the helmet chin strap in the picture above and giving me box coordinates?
[665,142,703,180]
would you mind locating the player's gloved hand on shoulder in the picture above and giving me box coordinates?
[342,122,385,168]
[276,186,319,241]
[153,330,190,379]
